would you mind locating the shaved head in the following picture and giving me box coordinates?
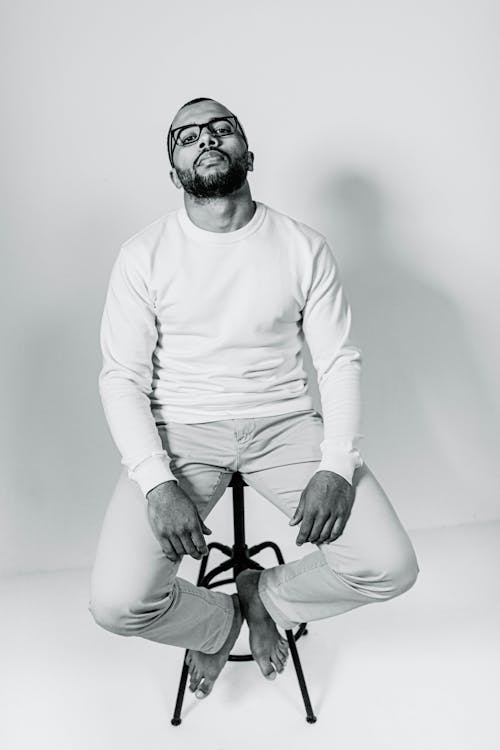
[170,97,231,131]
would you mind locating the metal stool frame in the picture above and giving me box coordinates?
[171,471,317,725]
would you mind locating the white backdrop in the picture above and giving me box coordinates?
[1,0,499,575]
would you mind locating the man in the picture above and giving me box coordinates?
[89,97,419,701]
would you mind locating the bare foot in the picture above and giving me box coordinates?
[236,569,289,680]
[185,593,243,699]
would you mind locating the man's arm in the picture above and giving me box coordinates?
[98,245,177,497]
[289,239,364,546]
[301,239,364,485]
[98,245,225,561]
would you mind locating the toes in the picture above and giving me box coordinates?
[272,638,289,673]
[271,649,287,673]
[278,641,289,657]
[257,656,276,680]
[189,669,201,692]
[271,655,284,673]
[195,679,213,699]
[278,646,289,663]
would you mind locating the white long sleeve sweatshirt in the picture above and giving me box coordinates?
[98,201,364,497]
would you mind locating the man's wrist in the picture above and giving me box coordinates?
[314,469,351,486]
[146,479,178,501]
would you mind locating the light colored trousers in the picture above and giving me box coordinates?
[89,409,419,653]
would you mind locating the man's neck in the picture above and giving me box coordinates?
[183,183,256,233]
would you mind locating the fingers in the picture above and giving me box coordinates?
[191,528,209,557]
[188,515,211,558]
[321,515,349,544]
[318,517,336,544]
[169,535,185,559]
[162,537,181,563]
[200,520,212,535]
[167,526,210,562]
[297,514,348,546]
[289,495,305,527]
[292,477,355,545]
[163,534,203,561]
[308,514,331,544]
[326,515,346,543]
[295,511,315,545]
[180,533,201,559]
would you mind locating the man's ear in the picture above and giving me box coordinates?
[247,151,255,172]
[170,169,182,189]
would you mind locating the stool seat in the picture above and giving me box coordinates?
[171,471,317,725]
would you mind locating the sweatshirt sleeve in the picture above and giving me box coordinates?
[301,240,364,485]
[98,245,178,497]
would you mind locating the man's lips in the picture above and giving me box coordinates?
[197,150,226,165]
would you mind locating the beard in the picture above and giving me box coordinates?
[175,151,249,200]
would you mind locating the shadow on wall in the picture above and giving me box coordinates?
[314,172,500,527]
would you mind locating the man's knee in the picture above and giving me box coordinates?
[386,546,420,597]
[88,585,174,636]
[88,595,136,636]
[324,540,420,601]
[369,539,420,601]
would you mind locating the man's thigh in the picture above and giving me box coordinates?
[239,409,416,575]
[90,422,234,607]
[238,408,323,519]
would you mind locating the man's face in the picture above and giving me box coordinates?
[169,100,253,199]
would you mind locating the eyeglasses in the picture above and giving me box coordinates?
[167,115,247,166]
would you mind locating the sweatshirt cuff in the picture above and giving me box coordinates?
[316,449,364,486]
[127,453,178,498]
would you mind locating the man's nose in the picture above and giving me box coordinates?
[197,125,219,149]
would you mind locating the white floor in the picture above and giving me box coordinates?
[2,521,499,750]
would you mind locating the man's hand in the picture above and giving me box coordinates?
[289,470,355,545]
[146,481,212,563]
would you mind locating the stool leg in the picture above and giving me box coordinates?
[249,541,317,722]
[285,629,317,723]
[171,651,189,726]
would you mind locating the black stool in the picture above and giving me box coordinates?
[171,471,317,725]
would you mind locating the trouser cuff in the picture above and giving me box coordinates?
[207,592,235,653]
[258,569,297,631]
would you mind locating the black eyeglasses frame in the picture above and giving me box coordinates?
[167,114,248,166]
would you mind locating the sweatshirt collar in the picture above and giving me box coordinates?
[178,201,267,244]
